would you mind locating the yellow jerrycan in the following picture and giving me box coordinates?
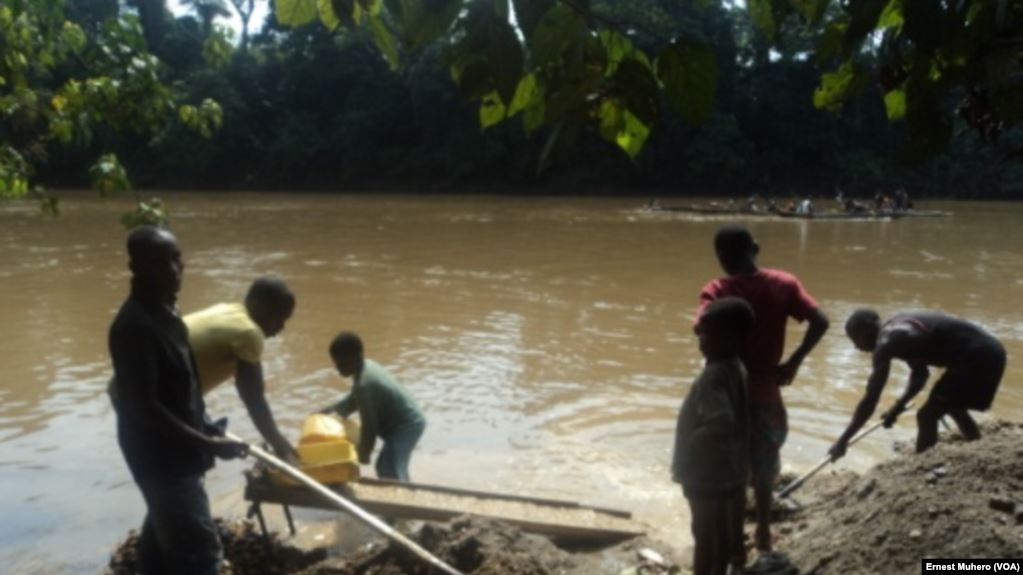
[300,413,347,443]
[272,414,360,486]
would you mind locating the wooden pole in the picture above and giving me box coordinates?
[226,432,465,575]
[777,401,914,500]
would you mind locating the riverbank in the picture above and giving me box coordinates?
[778,420,1023,574]
[104,421,1023,574]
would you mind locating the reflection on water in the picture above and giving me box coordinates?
[0,193,1020,573]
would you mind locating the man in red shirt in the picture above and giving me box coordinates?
[697,226,830,554]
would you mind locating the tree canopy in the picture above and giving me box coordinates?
[3,0,1020,209]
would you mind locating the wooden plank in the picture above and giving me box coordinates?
[244,480,644,546]
[356,477,633,519]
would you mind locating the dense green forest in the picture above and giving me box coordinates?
[4,0,1022,202]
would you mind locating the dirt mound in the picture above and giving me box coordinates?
[299,516,679,575]
[105,422,1023,575]
[301,516,573,575]
[106,515,677,575]
[106,518,326,575]
[779,421,1023,574]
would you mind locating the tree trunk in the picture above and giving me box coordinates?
[233,0,255,52]
[128,0,172,56]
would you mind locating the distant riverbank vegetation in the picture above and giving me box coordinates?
[3,0,1021,207]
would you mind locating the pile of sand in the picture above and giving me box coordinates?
[777,421,1023,574]
[106,518,326,575]
[106,515,677,575]
[300,516,678,575]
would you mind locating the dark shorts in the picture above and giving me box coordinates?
[750,402,788,487]
[930,340,1006,411]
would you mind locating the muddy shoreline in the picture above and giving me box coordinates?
[106,421,1023,574]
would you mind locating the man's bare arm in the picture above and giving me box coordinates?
[829,352,891,459]
[779,308,830,385]
[236,361,298,463]
[882,362,929,427]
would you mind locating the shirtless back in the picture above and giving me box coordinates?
[833,309,1006,457]
[878,312,1002,370]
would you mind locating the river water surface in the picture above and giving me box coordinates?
[1,193,1020,573]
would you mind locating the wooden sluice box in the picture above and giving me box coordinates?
[243,467,645,547]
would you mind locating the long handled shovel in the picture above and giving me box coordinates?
[226,432,465,575]
[777,401,914,500]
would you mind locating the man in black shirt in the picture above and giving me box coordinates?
[109,226,247,575]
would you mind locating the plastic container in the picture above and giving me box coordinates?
[341,418,361,447]
[298,439,357,464]
[269,415,362,486]
[300,414,347,444]
[271,439,360,486]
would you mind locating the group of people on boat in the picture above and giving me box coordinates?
[836,186,913,214]
[644,186,915,218]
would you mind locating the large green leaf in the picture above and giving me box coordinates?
[370,15,400,70]
[615,110,649,160]
[656,41,718,127]
[598,98,623,141]
[599,30,634,76]
[276,0,319,26]
[523,98,545,134]
[884,88,906,120]
[509,75,546,133]
[487,18,524,107]
[479,90,506,129]
[319,0,340,29]
[813,60,865,111]
[508,73,538,117]
[877,0,903,29]
[612,58,659,128]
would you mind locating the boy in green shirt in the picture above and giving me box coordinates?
[321,331,425,481]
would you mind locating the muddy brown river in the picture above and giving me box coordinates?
[1,193,1020,573]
